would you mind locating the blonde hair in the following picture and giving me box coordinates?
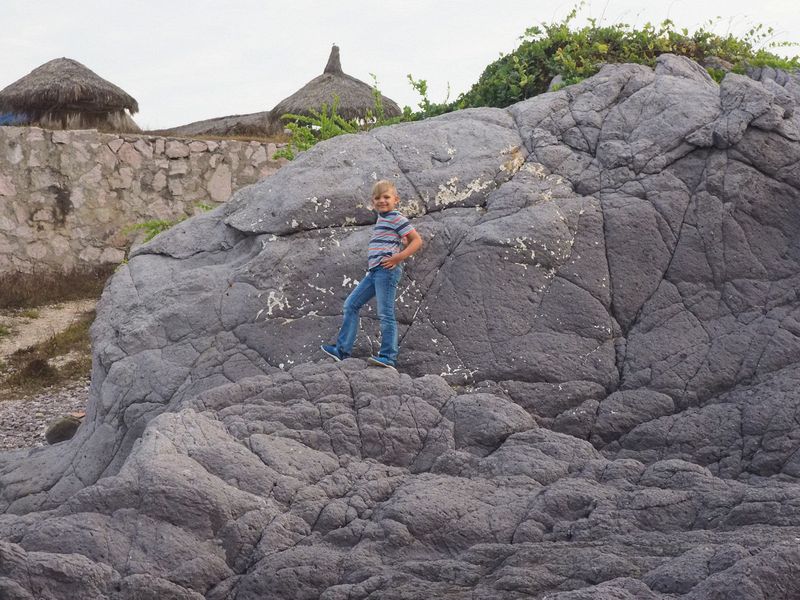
[371,179,398,199]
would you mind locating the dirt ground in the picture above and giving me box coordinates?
[0,299,96,360]
[0,299,96,448]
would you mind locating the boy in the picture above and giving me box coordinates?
[321,180,423,370]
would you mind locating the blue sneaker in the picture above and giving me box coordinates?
[368,355,397,372]
[320,344,346,362]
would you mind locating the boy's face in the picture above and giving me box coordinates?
[372,188,399,213]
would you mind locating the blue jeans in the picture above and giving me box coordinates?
[335,265,403,364]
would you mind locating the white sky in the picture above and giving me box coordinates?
[1,0,798,129]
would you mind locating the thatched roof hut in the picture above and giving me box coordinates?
[0,57,140,132]
[271,45,401,123]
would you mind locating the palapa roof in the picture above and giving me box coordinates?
[271,45,401,121]
[0,57,139,115]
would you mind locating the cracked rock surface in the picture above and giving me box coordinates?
[2,55,800,598]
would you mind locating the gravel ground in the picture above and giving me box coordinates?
[0,378,89,450]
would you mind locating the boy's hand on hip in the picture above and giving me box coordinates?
[382,255,403,269]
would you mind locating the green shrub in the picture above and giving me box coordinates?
[456,4,799,109]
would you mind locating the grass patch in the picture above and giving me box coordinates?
[124,202,214,243]
[0,266,113,309]
[1,311,94,396]
[20,308,40,319]
[125,218,176,242]
[0,325,10,338]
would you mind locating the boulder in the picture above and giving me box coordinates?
[2,55,800,598]
[44,414,83,445]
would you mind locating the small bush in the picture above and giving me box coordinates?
[15,358,56,382]
[20,308,40,319]
[0,325,10,338]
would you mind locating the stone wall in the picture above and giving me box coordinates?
[0,126,285,275]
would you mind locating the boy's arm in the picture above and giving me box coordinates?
[382,230,423,268]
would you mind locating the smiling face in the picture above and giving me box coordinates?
[371,186,400,213]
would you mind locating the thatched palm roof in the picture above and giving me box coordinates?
[0,57,139,116]
[271,46,401,121]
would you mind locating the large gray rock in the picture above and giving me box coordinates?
[2,55,800,598]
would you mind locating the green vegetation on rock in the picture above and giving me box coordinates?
[457,4,798,109]
[276,5,797,160]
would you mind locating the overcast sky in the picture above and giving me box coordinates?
[1,0,798,129]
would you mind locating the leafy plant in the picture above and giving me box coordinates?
[405,75,452,119]
[368,73,389,124]
[275,96,360,160]
[273,122,319,160]
[362,74,414,127]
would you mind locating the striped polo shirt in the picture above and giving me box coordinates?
[368,210,415,270]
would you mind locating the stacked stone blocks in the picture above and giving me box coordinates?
[0,126,285,274]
